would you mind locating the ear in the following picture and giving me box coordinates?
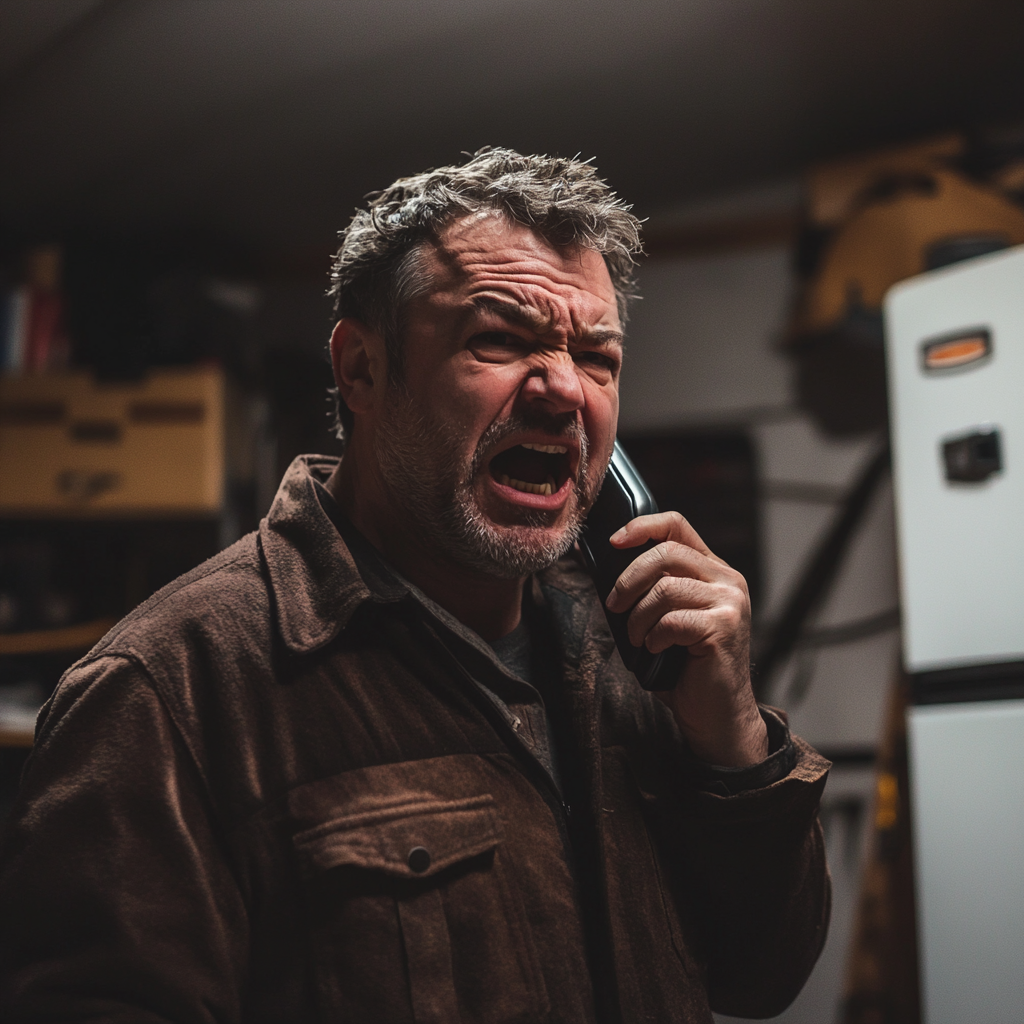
[329,318,385,415]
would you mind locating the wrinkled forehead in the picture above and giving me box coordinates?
[422,212,618,313]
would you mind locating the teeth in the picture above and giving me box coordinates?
[521,442,567,454]
[500,474,553,496]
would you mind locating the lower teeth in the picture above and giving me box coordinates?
[499,474,553,496]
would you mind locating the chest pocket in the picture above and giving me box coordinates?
[290,774,549,1024]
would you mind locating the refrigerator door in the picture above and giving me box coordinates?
[908,700,1024,1024]
[885,246,1024,673]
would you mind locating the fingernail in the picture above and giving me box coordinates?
[605,587,620,611]
[610,526,626,542]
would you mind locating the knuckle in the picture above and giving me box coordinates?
[652,542,675,570]
[651,574,683,603]
[719,563,748,592]
[719,575,747,603]
[715,603,746,634]
[663,608,692,633]
[646,619,672,651]
[616,565,638,591]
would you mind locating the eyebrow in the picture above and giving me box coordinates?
[469,296,547,332]
[583,327,626,350]
[467,296,624,348]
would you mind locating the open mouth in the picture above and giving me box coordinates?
[488,441,573,497]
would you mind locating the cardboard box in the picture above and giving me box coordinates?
[0,367,224,516]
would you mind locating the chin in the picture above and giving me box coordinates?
[449,511,581,580]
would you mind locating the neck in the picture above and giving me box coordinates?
[327,444,524,642]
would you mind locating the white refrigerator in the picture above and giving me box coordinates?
[884,244,1024,1024]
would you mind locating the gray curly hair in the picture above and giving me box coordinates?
[327,147,644,438]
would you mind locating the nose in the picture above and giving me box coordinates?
[519,351,585,415]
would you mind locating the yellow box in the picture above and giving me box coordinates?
[0,367,224,516]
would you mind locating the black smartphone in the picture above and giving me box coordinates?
[577,440,689,692]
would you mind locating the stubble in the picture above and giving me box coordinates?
[374,389,597,579]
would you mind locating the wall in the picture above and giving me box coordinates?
[620,232,898,1024]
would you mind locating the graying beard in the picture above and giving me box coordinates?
[442,488,583,580]
[374,400,591,579]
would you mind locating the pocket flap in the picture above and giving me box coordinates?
[292,794,501,879]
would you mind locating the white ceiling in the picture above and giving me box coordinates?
[1,0,1022,255]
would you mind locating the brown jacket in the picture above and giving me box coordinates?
[0,456,830,1024]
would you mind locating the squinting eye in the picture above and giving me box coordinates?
[474,332,517,346]
[469,332,532,361]
[576,352,618,372]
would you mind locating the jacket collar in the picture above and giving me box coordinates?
[259,454,615,666]
[259,455,375,653]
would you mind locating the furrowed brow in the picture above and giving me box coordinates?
[468,297,623,349]
[468,296,549,333]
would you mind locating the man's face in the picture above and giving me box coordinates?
[372,213,622,578]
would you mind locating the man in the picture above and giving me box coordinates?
[0,149,829,1023]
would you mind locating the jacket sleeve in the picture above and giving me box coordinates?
[0,655,249,1023]
[665,724,832,1019]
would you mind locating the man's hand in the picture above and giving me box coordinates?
[604,511,768,768]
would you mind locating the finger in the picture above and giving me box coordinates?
[645,599,748,655]
[644,607,711,655]
[605,541,743,613]
[609,511,715,559]
[624,575,718,647]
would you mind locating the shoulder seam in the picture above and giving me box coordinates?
[44,651,216,805]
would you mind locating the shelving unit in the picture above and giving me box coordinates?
[0,617,115,658]
[0,367,230,830]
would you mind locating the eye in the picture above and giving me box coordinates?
[468,331,533,362]
[574,350,620,379]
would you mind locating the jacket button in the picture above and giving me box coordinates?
[408,846,431,873]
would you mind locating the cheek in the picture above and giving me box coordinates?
[408,358,477,413]
[605,384,620,427]
[449,362,525,422]
[584,380,619,444]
